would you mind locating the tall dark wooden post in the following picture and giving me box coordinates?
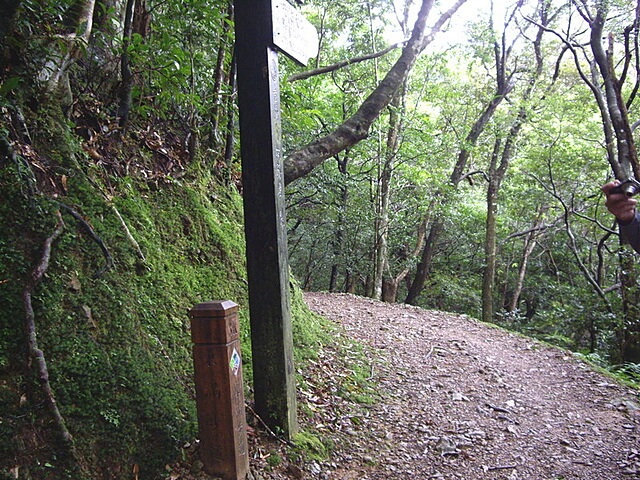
[234,0,298,436]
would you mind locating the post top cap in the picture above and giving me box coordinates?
[189,300,238,317]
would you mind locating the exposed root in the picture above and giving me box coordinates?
[110,202,146,262]
[22,211,72,446]
[56,200,114,277]
[245,403,292,446]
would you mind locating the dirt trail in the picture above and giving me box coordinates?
[297,292,640,480]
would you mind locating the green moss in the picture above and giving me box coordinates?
[266,450,282,467]
[0,153,252,477]
[0,144,341,478]
[290,279,334,363]
[291,430,329,462]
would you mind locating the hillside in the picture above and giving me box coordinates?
[240,292,640,479]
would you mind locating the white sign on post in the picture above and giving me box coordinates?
[271,0,319,66]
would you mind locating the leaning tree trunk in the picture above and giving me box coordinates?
[405,219,443,305]
[283,0,468,185]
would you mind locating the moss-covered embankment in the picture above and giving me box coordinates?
[0,99,335,478]
[0,141,256,475]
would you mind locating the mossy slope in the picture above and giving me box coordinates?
[0,154,250,478]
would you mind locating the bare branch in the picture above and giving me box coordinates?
[572,209,618,236]
[522,11,621,177]
[572,0,593,24]
[529,172,612,311]
[288,41,408,82]
[501,216,562,244]
[521,14,595,91]
[460,170,490,183]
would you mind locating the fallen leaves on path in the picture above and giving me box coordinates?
[289,293,640,479]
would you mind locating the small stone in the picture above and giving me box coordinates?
[286,464,305,479]
[452,392,470,401]
[436,436,460,456]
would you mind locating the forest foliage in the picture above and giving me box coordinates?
[1,0,640,478]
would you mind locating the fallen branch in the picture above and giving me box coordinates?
[486,403,512,414]
[424,345,435,359]
[22,211,73,446]
[56,201,113,278]
[245,402,292,446]
[485,464,517,471]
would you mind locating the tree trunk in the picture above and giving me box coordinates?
[382,277,398,303]
[405,219,443,305]
[223,51,237,177]
[578,0,640,360]
[482,0,550,322]
[209,2,234,149]
[587,4,640,178]
[117,0,135,130]
[507,216,543,313]
[38,0,96,99]
[384,213,429,303]
[482,140,502,323]
[373,89,403,300]
[330,158,349,292]
[618,249,640,362]
[405,48,513,305]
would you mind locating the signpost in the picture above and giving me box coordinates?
[234,0,318,437]
[271,0,319,66]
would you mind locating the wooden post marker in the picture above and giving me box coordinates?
[234,0,317,437]
[189,300,249,480]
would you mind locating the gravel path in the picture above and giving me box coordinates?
[297,292,640,480]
